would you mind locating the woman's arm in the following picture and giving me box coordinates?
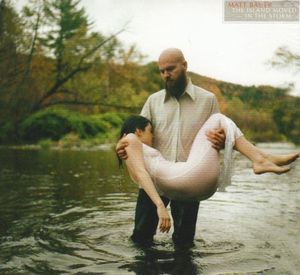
[124,134,171,233]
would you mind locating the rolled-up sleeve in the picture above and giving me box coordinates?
[210,95,220,114]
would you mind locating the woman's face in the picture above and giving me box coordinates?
[136,123,153,146]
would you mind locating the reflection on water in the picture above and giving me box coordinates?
[0,143,299,274]
[120,247,200,275]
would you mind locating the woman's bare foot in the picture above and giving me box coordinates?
[266,152,299,166]
[253,159,290,175]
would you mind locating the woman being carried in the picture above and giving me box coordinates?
[119,113,299,233]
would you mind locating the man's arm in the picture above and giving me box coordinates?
[210,94,220,114]
[140,96,152,120]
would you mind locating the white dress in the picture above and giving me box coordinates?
[142,113,243,201]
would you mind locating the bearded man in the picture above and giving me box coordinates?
[117,48,225,248]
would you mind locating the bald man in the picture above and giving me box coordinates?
[118,48,225,248]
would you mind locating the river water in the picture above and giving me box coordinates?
[0,143,299,274]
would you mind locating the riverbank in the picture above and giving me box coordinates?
[0,131,116,151]
[0,109,128,146]
[0,142,114,151]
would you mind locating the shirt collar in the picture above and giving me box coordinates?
[164,78,195,103]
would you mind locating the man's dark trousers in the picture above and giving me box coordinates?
[131,189,199,247]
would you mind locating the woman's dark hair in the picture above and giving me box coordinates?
[117,115,152,167]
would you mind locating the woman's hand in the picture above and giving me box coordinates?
[116,135,129,160]
[156,204,171,233]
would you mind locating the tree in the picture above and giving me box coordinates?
[270,46,300,73]
[273,98,300,144]
[0,0,129,142]
[0,0,31,125]
[270,46,300,144]
[28,0,125,112]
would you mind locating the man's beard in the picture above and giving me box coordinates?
[165,71,187,98]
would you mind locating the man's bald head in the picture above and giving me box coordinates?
[158,48,188,99]
[158,48,186,64]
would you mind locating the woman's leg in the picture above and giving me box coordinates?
[188,113,293,175]
[148,113,296,201]
[253,148,299,166]
[234,137,291,174]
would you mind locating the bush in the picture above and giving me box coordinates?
[38,139,53,149]
[19,108,111,142]
[273,101,300,145]
[58,133,81,148]
[99,112,125,127]
[225,98,282,142]
[0,121,15,143]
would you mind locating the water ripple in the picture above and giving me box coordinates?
[0,144,299,274]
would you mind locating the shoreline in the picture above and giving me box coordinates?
[0,143,115,151]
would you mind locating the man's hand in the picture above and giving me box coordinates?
[206,128,225,151]
[116,135,129,160]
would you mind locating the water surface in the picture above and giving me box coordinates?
[0,143,299,274]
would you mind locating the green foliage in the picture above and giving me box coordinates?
[270,46,300,73]
[225,98,283,142]
[58,132,81,148]
[0,0,26,122]
[98,112,128,127]
[38,138,53,149]
[42,0,89,62]
[0,121,15,143]
[220,82,288,109]
[219,81,300,143]
[1,0,300,146]
[269,46,300,146]
[17,108,129,144]
[273,99,300,144]
[142,61,164,93]
[19,108,110,141]
[0,0,24,50]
